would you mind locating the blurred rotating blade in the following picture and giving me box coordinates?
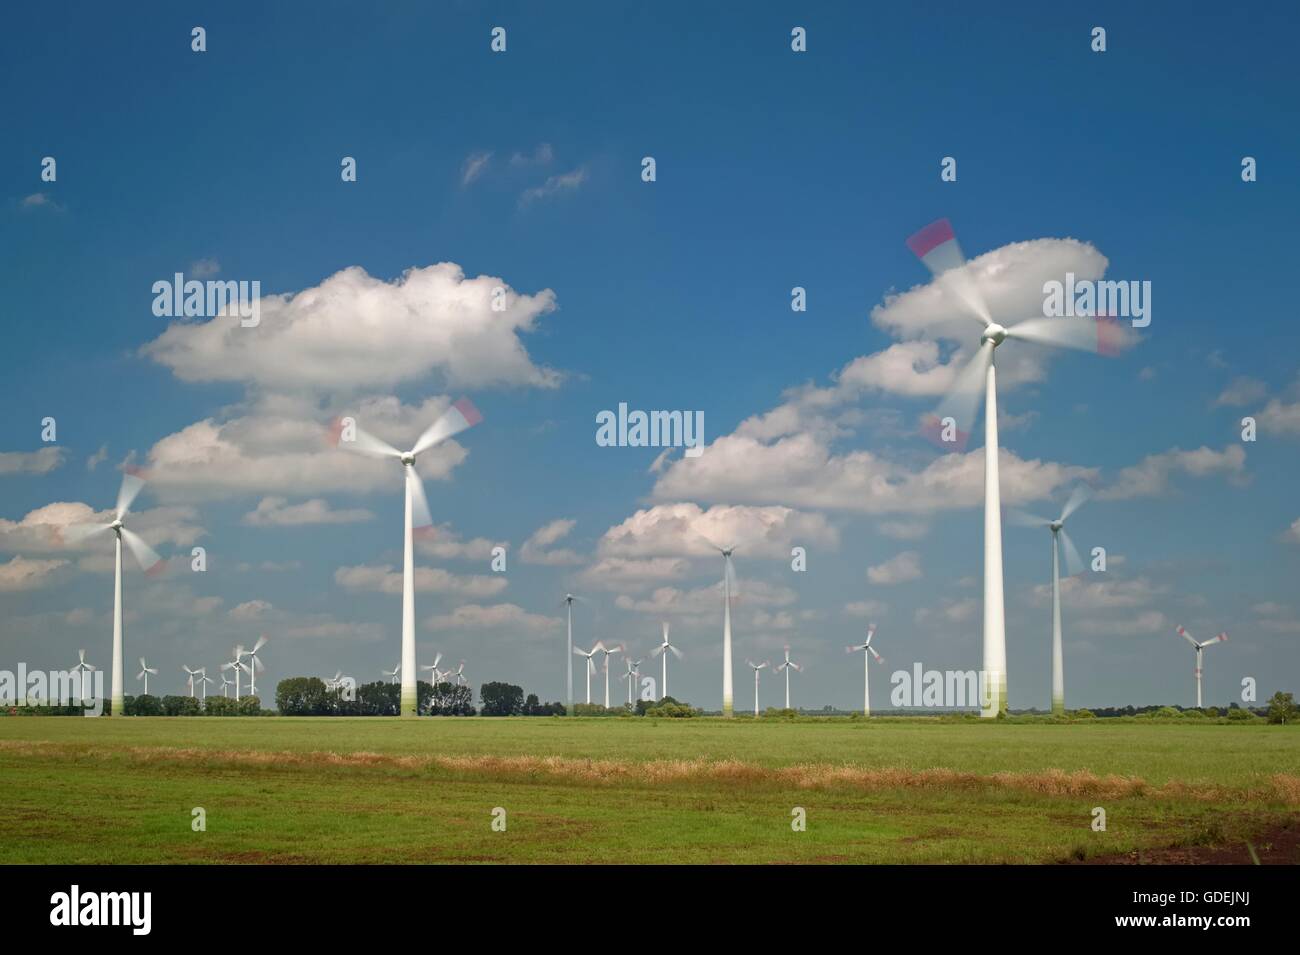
[331,419,401,458]
[1004,316,1132,356]
[411,399,483,457]
[921,341,993,453]
[116,469,147,520]
[1058,527,1085,578]
[1058,485,1092,523]
[406,467,434,537]
[119,527,166,575]
[905,219,992,326]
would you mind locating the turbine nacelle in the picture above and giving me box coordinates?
[399,452,416,466]
[981,323,1008,347]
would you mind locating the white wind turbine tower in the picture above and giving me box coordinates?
[598,644,623,708]
[72,650,95,704]
[906,218,1125,717]
[621,658,641,706]
[197,670,214,702]
[219,672,234,698]
[573,643,603,705]
[334,398,483,717]
[745,660,769,716]
[650,623,682,699]
[1176,627,1228,708]
[383,663,401,685]
[715,546,739,717]
[65,467,166,716]
[1011,486,1091,716]
[136,658,157,697]
[845,625,885,716]
[182,665,201,698]
[241,635,268,697]
[220,645,250,699]
[561,593,585,716]
[773,645,802,710]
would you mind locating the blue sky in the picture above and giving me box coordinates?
[2,1,1298,711]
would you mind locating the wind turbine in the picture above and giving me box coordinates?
[650,623,681,699]
[241,635,268,697]
[219,672,234,698]
[182,665,201,698]
[573,643,603,705]
[447,661,466,687]
[561,593,584,716]
[597,644,623,708]
[136,657,157,696]
[745,660,769,716]
[715,546,739,717]
[621,658,642,706]
[1176,627,1228,708]
[773,645,802,710]
[334,398,483,717]
[1011,486,1091,716]
[64,467,166,715]
[845,625,885,716]
[197,670,214,702]
[383,663,401,685]
[906,218,1125,717]
[72,650,95,704]
[220,645,249,699]
[421,652,444,687]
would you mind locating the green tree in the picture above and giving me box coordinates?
[480,681,524,716]
[275,677,330,715]
[128,694,162,716]
[1267,691,1296,724]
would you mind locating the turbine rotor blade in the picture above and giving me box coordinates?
[411,398,483,457]
[1004,315,1131,356]
[868,647,884,663]
[1058,526,1085,578]
[1058,485,1093,523]
[62,522,112,545]
[1203,632,1228,647]
[115,468,147,520]
[669,645,684,660]
[921,340,993,453]
[119,527,166,575]
[1176,626,1199,648]
[906,218,992,326]
[406,467,435,536]
[252,635,268,653]
[1007,508,1052,528]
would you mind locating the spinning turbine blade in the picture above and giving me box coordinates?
[1058,484,1093,523]
[921,341,994,452]
[406,467,435,536]
[868,646,884,663]
[1005,315,1130,357]
[62,522,112,544]
[669,644,684,660]
[330,419,401,458]
[1058,526,1085,578]
[119,527,166,575]
[115,468,147,519]
[1203,632,1228,646]
[251,634,268,653]
[906,218,992,326]
[411,399,483,457]
[1176,626,1199,649]
[1007,508,1052,528]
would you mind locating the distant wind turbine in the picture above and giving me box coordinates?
[598,644,623,708]
[650,623,682,699]
[621,658,642,706]
[421,652,444,687]
[182,664,201,698]
[773,645,802,710]
[573,643,604,705]
[745,659,769,716]
[334,399,484,717]
[73,650,95,704]
[136,657,157,696]
[383,663,401,685]
[220,646,250,699]
[845,625,884,716]
[1176,627,1228,708]
[241,635,268,698]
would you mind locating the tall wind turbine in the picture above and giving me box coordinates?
[621,658,641,706]
[573,643,603,705]
[65,467,166,716]
[773,645,802,710]
[745,660,769,716]
[182,665,201,698]
[197,670,214,702]
[1011,486,1091,716]
[715,546,739,717]
[421,652,444,687]
[906,218,1125,717]
[650,623,681,699]
[219,672,234,698]
[845,625,885,716]
[561,593,585,716]
[598,644,623,708]
[220,645,249,699]
[136,657,157,696]
[334,398,483,717]
[241,635,268,698]
[1176,627,1228,708]
[72,650,95,704]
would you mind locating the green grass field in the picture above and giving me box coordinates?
[2,717,1297,864]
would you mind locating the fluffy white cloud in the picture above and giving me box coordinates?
[519,519,584,566]
[578,556,690,591]
[0,502,203,555]
[520,167,587,206]
[1101,445,1247,500]
[142,263,560,392]
[0,555,68,591]
[1215,376,1267,407]
[0,447,64,475]
[1257,396,1300,437]
[228,599,273,620]
[416,523,500,561]
[461,151,492,185]
[425,602,559,633]
[144,394,469,499]
[334,563,506,598]
[597,503,839,558]
[242,496,373,527]
[867,551,922,585]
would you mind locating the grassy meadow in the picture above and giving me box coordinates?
[1,716,1297,864]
